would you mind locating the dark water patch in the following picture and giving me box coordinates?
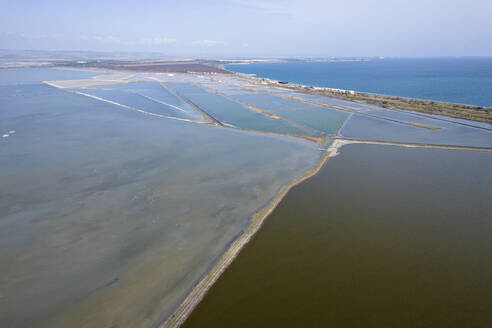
[184,145,492,328]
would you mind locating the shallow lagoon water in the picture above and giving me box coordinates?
[86,81,204,121]
[209,88,350,134]
[0,67,103,85]
[415,112,492,130]
[363,108,487,128]
[184,144,492,328]
[274,107,349,135]
[341,114,492,147]
[198,83,257,96]
[167,82,320,136]
[364,108,492,130]
[232,92,322,111]
[73,86,194,120]
[2,67,491,328]
[0,78,321,327]
[288,92,380,110]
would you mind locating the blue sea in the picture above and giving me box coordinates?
[226,58,492,108]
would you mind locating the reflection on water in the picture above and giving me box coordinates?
[167,82,320,136]
[184,145,492,328]
[76,82,205,121]
[0,79,320,327]
[341,113,492,147]
[2,67,491,328]
[231,93,322,111]
[274,107,348,135]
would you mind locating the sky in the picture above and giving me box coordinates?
[1,0,491,57]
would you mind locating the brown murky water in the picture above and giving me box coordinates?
[184,144,492,328]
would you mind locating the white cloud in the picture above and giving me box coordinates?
[191,39,225,47]
[141,37,177,46]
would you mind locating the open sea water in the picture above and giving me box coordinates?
[226,58,492,108]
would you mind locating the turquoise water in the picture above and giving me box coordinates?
[226,58,492,107]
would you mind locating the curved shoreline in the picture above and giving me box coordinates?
[161,142,343,328]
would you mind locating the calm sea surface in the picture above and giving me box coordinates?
[226,58,492,107]
[184,144,492,328]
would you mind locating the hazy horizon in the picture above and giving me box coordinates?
[1,0,491,58]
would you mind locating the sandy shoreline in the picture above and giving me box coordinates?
[161,141,344,328]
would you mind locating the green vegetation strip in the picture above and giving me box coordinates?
[259,81,492,124]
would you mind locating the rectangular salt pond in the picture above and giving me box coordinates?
[210,89,350,135]
[200,83,258,96]
[362,108,481,128]
[287,92,381,110]
[364,108,492,130]
[109,82,202,120]
[0,79,321,328]
[275,107,349,135]
[340,114,492,148]
[72,86,195,120]
[166,82,321,137]
[253,87,381,111]
[106,81,205,120]
[232,92,323,111]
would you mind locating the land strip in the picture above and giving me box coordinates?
[43,81,201,124]
[331,137,492,152]
[132,92,189,114]
[162,135,489,328]
[157,82,223,126]
[204,80,446,131]
[60,60,230,74]
[195,83,330,137]
[45,80,324,144]
[246,78,492,124]
[161,145,336,328]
